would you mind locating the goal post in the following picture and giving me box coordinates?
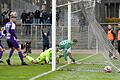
[52,0,56,71]
[67,1,72,64]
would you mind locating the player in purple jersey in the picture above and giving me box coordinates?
[0,27,5,63]
[5,12,27,65]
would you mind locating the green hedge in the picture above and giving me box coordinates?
[105,18,120,23]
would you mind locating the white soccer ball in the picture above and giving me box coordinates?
[104,66,112,73]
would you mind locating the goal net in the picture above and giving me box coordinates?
[56,0,120,73]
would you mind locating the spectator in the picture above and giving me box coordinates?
[42,10,48,24]
[78,16,85,32]
[107,25,116,59]
[1,11,9,26]
[46,17,51,29]
[21,10,27,24]
[34,9,40,24]
[25,14,32,35]
[42,29,50,52]
[48,12,52,24]
[29,12,34,23]
[117,23,120,54]
[56,11,60,26]
[40,10,44,24]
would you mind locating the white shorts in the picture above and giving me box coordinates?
[67,48,71,54]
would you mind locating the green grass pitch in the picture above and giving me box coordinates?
[0,51,120,80]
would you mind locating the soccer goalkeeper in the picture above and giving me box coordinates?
[59,39,78,64]
[24,48,62,64]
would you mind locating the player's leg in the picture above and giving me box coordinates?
[13,40,27,65]
[63,49,68,64]
[68,52,75,63]
[43,45,46,52]
[67,49,75,63]
[6,40,15,65]
[0,46,4,63]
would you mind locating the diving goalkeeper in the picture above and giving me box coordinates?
[24,48,62,64]
[59,39,78,64]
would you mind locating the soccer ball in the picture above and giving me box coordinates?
[104,66,112,73]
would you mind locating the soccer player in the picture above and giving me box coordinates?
[59,39,78,64]
[0,27,5,63]
[5,12,27,65]
[24,48,62,64]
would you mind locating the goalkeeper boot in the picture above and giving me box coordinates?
[22,62,28,65]
[6,59,11,65]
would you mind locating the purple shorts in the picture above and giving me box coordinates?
[7,39,19,49]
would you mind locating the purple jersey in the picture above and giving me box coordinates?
[5,22,17,40]
[5,22,19,48]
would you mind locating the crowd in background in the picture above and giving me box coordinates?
[0,9,13,26]
[21,9,52,25]
[0,9,61,26]
[0,9,61,35]
[20,9,55,35]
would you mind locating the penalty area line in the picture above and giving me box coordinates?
[29,53,98,80]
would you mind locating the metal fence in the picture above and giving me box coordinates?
[1,23,119,50]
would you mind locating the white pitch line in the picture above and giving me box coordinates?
[29,70,53,80]
[77,53,98,62]
[57,53,98,70]
[29,53,98,80]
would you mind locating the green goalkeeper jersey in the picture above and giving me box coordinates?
[36,48,52,63]
[26,48,62,64]
[36,48,62,63]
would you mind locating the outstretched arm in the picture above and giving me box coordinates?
[47,30,50,36]
[26,55,34,62]
[63,48,68,61]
